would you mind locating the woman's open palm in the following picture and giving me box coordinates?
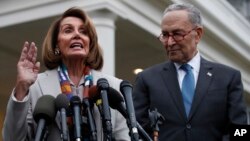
[15,41,40,99]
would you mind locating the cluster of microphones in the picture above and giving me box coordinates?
[33,78,153,141]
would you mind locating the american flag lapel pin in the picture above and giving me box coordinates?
[207,72,212,77]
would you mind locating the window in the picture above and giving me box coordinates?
[227,0,250,22]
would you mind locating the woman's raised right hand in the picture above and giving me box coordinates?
[15,41,40,100]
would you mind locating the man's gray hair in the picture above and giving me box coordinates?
[164,3,203,26]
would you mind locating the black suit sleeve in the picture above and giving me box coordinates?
[133,73,152,135]
[227,70,247,124]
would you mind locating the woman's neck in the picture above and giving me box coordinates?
[63,59,85,86]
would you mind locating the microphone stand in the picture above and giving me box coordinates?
[82,98,97,141]
[97,78,112,141]
[100,88,112,141]
[148,108,165,141]
[35,119,49,141]
[42,127,49,141]
[82,74,97,141]
[136,122,153,141]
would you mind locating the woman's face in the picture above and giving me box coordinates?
[57,16,90,60]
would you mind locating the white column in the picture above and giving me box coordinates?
[90,10,117,76]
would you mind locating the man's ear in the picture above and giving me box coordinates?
[195,26,204,44]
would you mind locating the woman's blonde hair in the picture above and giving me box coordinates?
[42,7,103,70]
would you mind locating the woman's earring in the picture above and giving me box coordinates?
[54,47,61,56]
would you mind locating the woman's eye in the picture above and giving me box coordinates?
[64,28,72,33]
[79,29,87,34]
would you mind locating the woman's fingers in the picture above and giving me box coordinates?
[27,42,36,63]
[34,62,41,73]
[30,42,38,64]
[19,41,38,64]
[19,41,29,62]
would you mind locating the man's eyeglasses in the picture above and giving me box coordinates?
[157,27,197,43]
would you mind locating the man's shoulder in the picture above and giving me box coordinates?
[202,58,240,73]
[140,61,170,74]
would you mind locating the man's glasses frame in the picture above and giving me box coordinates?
[157,27,197,43]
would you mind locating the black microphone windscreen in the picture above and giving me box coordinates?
[120,80,133,92]
[97,78,109,90]
[33,95,56,124]
[70,96,81,105]
[108,87,124,109]
[55,94,69,109]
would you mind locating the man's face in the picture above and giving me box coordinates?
[160,10,203,64]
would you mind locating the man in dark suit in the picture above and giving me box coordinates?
[133,3,247,141]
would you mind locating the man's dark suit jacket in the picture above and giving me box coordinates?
[133,57,247,141]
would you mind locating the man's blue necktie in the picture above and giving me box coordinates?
[181,64,195,117]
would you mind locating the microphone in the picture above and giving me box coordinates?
[82,86,97,141]
[70,96,82,141]
[97,78,112,141]
[108,87,153,141]
[89,85,103,116]
[120,80,139,141]
[33,95,56,141]
[90,85,152,141]
[107,87,127,117]
[55,94,69,141]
